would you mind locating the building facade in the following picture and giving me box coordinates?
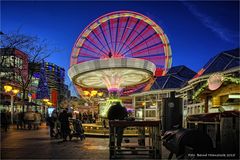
[31,62,70,107]
[131,65,196,121]
[0,48,28,110]
[179,48,240,127]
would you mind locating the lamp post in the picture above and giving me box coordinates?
[4,85,20,124]
[42,98,52,117]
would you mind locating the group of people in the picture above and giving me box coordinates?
[47,108,85,142]
[75,111,98,124]
[0,109,42,132]
[16,110,42,130]
[1,102,129,148]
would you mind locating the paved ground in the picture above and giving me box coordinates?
[1,124,172,160]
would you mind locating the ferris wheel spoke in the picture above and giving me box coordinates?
[119,20,141,52]
[114,18,120,54]
[109,19,117,54]
[117,19,140,56]
[91,31,109,57]
[131,42,163,56]
[116,18,128,52]
[108,20,113,53]
[88,32,108,54]
[122,24,149,56]
[118,17,130,51]
[99,24,112,54]
[83,40,105,57]
[85,36,108,57]
[78,46,102,58]
[122,32,156,56]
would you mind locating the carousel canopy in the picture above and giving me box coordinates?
[150,65,196,90]
[194,48,240,78]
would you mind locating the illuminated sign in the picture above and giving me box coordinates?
[229,94,240,99]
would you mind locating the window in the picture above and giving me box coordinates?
[1,55,23,69]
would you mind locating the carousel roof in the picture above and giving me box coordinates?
[151,65,196,90]
[194,48,240,78]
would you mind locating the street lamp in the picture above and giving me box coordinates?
[43,98,50,102]
[4,85,20,124]
[42,99,52,118]
[46,101,53,106]
[83,90,104,99]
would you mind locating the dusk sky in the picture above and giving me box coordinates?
[1,1,239,93]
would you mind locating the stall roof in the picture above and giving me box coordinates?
[151,65,196,90]
[194,48,240,78]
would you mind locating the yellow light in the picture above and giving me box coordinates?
[4,85,12,92]
[97,92,103,97]
[12,89,19,94]
[43,99,49,102]
[83,90,90,96]
[91,90,98,95]
[47,101,52,106]
[142,102,146,106]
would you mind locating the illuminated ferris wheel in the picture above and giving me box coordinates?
[70,10,172,77]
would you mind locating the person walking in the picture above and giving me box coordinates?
[59,109,71,141]
[107,102,128,149]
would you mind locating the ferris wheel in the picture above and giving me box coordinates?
[70,10,172,77]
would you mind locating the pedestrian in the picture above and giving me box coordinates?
[1,109,8,132]
[59,108,71,141]
[102,119,107,128]
[75,118,85,140]
[6,110,11,129]
[107,102,128,149]
[33,110,41,129]
[24,109,35,130]
[16,112,21,129]
[46,115,55,137]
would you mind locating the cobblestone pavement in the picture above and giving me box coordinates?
[1,124,172,160]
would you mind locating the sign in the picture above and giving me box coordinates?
[208,73,223,91]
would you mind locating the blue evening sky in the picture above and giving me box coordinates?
[1,1,239,94]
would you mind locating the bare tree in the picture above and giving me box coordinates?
[0,30,55,111]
